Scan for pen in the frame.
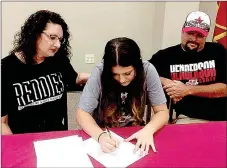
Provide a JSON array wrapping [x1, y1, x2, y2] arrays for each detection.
[[105, 126, 112, 138], [105, 126, 117, 147]]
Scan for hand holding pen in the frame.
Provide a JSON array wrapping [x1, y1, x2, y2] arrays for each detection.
[[97, 126, 119, 153], [105, 126, 112, 138], [105, 126, 118, 148]]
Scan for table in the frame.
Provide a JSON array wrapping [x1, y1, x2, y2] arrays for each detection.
[[2, 122, 226, 167]]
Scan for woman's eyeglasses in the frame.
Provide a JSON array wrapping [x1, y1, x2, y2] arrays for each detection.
[[42, 32, 66, 44]]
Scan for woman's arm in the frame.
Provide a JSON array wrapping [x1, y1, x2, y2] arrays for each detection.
[[76, 108, 118, 153], [125, 63, 169, 155], [125, 104, 168, 155], [145, 104, 169, 133], [1, 115, 13, 135], [75, 65, 117, 153], [76, 72, 90, 84], [76, 108, 103, 141]]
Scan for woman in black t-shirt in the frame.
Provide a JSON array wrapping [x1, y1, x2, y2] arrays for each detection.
[[1, 10, 90, 135]]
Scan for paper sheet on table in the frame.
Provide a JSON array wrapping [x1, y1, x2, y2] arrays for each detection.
[[34, 135, 93, 168], [82, 131, 146, 167]]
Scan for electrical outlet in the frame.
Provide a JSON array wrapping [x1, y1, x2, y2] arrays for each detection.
[[85, 54, 95, 64]]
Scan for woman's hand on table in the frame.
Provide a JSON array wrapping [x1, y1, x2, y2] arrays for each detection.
[[124, 127, 156, 156]]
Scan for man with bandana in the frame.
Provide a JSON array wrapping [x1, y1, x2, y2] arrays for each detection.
[[149, 11, 227, 124]]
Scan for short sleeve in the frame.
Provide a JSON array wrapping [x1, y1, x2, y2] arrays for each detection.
[[78, 65, 102, 113], [61, 57, 78, 88], [215, 44, 227, 84], [149, 50, 171, 79], [145, 62, 167, 106]]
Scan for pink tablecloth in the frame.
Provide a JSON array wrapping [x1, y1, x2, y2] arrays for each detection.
[[2, 121, 226, 168]]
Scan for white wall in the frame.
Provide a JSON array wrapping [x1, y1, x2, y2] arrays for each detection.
[[199, 2, 217, 42], [161, 2, 200, 49], [2, 2, 217, 73], [2, 2, 156, 72], [151, 2, 166, 53]]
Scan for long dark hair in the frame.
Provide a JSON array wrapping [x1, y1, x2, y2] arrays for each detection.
[[9, 10, 71, 65], [97, 37, 147, 127]]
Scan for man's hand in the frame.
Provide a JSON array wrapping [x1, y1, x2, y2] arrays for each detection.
[[172, 97, 183, 104], [160, 77, 175, 86], [163, 80, 191, 102]]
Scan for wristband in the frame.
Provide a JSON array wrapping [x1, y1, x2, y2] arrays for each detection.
[[97, 132, 107, 143]]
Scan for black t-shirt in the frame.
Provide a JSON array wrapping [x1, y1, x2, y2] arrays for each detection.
[[149, 42, 227, 121], [1, 54, 78, 134]]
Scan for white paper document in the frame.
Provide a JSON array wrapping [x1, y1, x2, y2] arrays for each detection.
[[82, 131, 146, 167], [34, 135, 93, 168]]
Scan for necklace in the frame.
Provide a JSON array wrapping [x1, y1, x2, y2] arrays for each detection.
[[121, 92, 128, 104]]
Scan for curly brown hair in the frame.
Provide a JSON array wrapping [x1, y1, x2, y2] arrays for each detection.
[[9, 10, 71, 65]]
